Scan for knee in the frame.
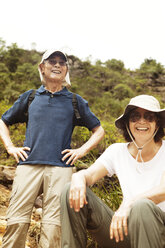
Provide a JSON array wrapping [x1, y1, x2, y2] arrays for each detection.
[[129, 198, 154, 223], [132, 198, 154, 212]]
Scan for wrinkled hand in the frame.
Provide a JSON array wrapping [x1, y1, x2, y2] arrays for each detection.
[[61, 148, 87, 165], [7, 146, 30, 163], [69, 172, 88, 212], [110, 203, 131, 243]]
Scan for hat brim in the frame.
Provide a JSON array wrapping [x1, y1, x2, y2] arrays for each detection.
[[115, 104, 165, 129]]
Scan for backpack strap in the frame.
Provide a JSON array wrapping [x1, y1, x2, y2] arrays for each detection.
[[24, 90, 36, 118], [72, 93, 81, 120], [25, 90, 81, 121], [27, 89, 36, 109]]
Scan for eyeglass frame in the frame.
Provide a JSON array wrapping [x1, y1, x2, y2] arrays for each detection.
[[128, 110, 158, 123], [44, 59, 68, 67]]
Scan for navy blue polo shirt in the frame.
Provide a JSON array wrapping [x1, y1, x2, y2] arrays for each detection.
[[2, 86, 100, 167]]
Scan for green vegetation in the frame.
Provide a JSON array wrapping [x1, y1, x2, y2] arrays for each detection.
[[1, 36, 165, 196], [0, 38, 165, 246]]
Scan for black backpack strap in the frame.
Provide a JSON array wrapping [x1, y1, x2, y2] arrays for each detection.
[[72, 93, 81, 120], [26, 90, 80, 121], [27, 89, 36, 109], [24, 90, 36, 118]]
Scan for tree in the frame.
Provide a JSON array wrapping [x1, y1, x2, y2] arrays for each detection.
[[4, 43, 24, 72], [139, 58, 164, 79], [104, 59, 125, 71], [113, 83, 134, 100]]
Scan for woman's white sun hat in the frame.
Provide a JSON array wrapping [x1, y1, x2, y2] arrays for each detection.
[[115, 95, 165, 129], [38, 48, 71, 86], [115, 94, 165, 172]]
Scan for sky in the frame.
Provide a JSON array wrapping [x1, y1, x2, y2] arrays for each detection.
[[0, 0, 165, 69]]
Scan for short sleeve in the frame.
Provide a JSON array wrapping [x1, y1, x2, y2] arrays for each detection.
[[74, 94, 100, 130], [96, 144, 117, 177], [1, 90, 33, 125]]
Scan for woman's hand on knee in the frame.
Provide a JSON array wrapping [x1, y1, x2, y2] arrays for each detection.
[[110, 203, 131, 242], [69, 172, 88, 212]]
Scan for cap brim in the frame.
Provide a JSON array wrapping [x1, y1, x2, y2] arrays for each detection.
[[40, 49, 67, 64]]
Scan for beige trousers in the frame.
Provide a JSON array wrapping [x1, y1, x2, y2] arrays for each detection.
[[2, 164, 73, 248]]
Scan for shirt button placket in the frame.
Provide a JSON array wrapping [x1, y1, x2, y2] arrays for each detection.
[[48, 93, 54, 104]]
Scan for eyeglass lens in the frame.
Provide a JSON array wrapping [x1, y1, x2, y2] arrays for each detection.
[[129, 111, 156, 122], [48, 59, 67, 66]]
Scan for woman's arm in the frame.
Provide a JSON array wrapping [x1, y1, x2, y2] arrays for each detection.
[[69, 161, 108, 212], [110, 171, 165, 243]]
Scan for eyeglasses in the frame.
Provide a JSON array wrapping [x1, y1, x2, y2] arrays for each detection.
[[47, 59, 67, 67], [129, 111, 157, 122]]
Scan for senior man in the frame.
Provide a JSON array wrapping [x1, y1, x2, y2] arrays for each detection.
[[0, 49, 104, 248]]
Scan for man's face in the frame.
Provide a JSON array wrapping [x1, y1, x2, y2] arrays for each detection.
[[40, 55, 68, 83]]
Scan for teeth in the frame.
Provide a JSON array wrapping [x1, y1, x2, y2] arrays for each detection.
[[136, 127, 148, 131], [52, 70, 61, 74]]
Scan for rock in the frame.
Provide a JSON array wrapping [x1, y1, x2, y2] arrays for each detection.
[[34, 194, 43, 208], [2, 167, 15, 181], [35, 208, 42, 216], [32, 208, 42, 221], [0, 166, 16, 188], [0, 184, 10, 209], [0, 218, 6, 234]]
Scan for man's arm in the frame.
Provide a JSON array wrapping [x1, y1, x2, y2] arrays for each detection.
[[0, 119, 30, 163], [61, 125, 105, 165]]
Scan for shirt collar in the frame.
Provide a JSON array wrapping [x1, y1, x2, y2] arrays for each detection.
[[37, 85, 70, 96]]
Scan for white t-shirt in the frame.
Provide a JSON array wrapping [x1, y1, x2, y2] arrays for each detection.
[[97, 140, 165, 212]]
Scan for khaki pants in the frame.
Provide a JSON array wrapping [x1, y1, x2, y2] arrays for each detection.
[[2, 165, 73, 248], [61, 183, 165, 248]]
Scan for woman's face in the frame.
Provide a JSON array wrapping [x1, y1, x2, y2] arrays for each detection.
[[40, 55, 68, 83], [128, 108, 158, 144]]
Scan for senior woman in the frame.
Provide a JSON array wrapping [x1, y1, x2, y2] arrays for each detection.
[[61, 94, 165, 248]]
